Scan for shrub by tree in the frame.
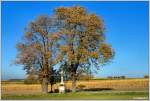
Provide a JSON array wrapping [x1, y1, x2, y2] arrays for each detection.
[[144, 75, 149, 78]]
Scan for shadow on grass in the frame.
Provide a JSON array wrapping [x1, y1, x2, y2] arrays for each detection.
[[79, 88, 114, 91], [49, 88, 113, 93]]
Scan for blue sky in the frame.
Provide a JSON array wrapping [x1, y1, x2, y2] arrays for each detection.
[[2, 1, 149, 80]]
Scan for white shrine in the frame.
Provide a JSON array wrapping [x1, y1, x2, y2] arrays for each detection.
[[59, 70, 65, 93]]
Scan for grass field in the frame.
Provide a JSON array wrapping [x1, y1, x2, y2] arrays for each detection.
[[1, 78, 149, 100], [2, 91, 149, 100]]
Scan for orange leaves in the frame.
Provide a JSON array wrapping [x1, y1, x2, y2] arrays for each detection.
[[16, 6, 115, 85], [67, 51, 75, 61], [55, 7, 68, 20], [45, 51, 51, 59], [56, 7, 67, 13], [99, 43, 113, 60], [60, 45, 69, 53], [90, 51, 99, 59], [34, 43, 41, 50], [78, 48, 89, 63], [85, 14, 103, 29], [56, 6, 86, 25], [56, 6, 113, 65], [78, 48, 88, 56], [79, 56, 88, 63], [66, 14, 84, 25]]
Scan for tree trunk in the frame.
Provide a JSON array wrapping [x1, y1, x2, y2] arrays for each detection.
[[72, 73, 76, 92], [41, 77, 48, 93]]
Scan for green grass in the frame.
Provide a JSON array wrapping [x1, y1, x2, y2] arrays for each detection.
[[2, 91, 149, 100]]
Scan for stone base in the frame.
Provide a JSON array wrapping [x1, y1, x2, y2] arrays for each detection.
[[59, 85, 65, 93]]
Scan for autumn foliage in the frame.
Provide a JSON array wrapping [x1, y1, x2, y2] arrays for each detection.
[[15, 6, 114, 93], [55, 6, 114, 92]]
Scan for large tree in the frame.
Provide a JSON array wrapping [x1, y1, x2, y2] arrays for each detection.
[[15, 15, 61, 93], [55, 6, 114, 92]]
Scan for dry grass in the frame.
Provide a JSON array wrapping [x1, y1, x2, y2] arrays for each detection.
[[1, 78, 148, 94]]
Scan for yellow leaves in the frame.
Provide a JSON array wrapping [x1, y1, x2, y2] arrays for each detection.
[[34, 43, 41, 50], [55, 7, 68, 19], [45, 51, 51, 59], [60, 45, 69, 52], [54, 6, 113, 65], [78, 48, 89, 63], [86, 14, 103, 29], [56, 7, 67, 13], [99, 43, 113, 60], [66, 14, 84, 25], [79, 57, 88, 63], [56, 6, 86, 25], [70, 6, 86, 15], [78, 48, 88, 56], [67, 51, 75, 61], [90, 51, 99, 59]]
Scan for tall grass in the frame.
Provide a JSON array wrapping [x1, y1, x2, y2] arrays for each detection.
[[1, 78, 149, 94]]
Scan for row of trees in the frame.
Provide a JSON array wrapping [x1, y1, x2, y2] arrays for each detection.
[[107, 76, 126, 79], [15, 6, 114, 93]]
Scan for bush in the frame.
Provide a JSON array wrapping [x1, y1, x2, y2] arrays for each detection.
[[54, 89, 59, 93], [121, 76, 126, 79], [144, 75, 149, 78]]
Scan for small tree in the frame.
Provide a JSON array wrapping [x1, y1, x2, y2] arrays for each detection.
[[55, 6, 114, 92]]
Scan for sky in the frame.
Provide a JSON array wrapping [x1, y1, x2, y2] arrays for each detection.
[[1, 1, 149, 80]]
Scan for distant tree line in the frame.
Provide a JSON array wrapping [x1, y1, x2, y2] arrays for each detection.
[[107, 76, 126, 79]]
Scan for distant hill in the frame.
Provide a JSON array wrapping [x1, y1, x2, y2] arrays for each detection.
[[8, 79, 25, 81]]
